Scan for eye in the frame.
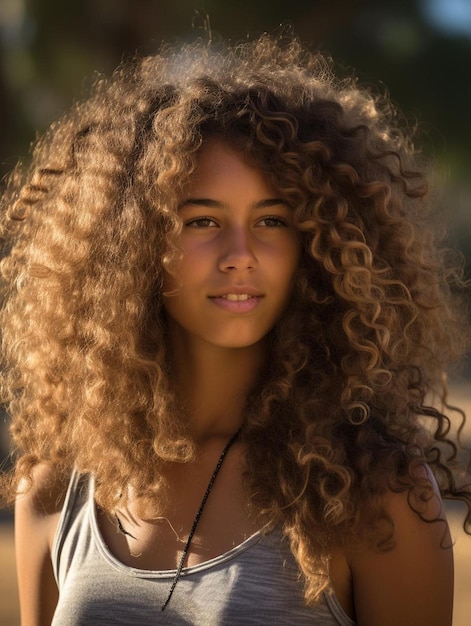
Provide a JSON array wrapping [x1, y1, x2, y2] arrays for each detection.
[[257, 215, 288, 228], [185, 217, 218, 228]]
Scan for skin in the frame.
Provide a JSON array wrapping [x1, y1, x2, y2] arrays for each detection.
[[163, 139, 301, 435], [15, 140, 454, 625]]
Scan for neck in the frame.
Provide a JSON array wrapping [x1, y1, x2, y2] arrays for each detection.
[[168, 326, 267, 440]]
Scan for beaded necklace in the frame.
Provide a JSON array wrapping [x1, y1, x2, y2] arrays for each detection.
[[116, 428, 242, 611]]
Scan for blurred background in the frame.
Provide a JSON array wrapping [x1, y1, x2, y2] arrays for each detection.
[[0, 0, 470, 624]]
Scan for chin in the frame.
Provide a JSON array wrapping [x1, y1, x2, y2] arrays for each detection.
[[210, 333, 269, 350]]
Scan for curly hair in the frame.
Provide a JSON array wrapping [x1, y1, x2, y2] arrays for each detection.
[[1, 35, 470, 604]]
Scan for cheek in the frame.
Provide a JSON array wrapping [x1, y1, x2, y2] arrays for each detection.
[[264, 244, 301, 311], [162, 270, 179, 297], [169, 241, 210, 280], [276, 239, 302, 279], [161, 247, 198, 295]]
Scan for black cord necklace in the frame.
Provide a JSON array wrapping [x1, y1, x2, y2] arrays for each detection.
[[116, 427, 242, 612]]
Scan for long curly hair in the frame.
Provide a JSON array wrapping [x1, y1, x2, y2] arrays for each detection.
[[1, 35, 470, 604]]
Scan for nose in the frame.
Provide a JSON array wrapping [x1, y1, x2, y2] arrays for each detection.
[[218, 226, 257, 272]]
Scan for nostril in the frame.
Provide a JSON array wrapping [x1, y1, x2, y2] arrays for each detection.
[[218, 237, 257, 272]]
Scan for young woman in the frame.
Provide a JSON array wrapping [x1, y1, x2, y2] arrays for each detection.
[[1, 35, 470, 625]]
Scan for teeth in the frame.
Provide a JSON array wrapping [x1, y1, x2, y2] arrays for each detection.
[[223, 294, 252, 301]]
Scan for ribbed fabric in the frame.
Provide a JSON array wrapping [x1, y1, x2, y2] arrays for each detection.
[[51, 472, 355, 625]]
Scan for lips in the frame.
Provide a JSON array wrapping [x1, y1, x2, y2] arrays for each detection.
[[209, 287, 263, 299], [209, 292, 262, 313], [219, 294, 253, 301]]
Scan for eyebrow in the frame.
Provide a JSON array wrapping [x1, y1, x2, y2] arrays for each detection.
[[179, 198, 290, 210]]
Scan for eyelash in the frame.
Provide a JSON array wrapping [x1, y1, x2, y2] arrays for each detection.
[[185, 217, 217, 228], [184, 215, 288, 228], [258, 216, 287, 228]]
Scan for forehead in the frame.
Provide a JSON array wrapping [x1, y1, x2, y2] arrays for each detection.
[[188, 139, 272, 191], [186, 138, 276, 196]]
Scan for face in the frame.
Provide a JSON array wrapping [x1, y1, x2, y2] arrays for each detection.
[[163, 139, 301, 351]]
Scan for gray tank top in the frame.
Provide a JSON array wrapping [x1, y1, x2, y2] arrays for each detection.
[[51, 471, 355, 625]]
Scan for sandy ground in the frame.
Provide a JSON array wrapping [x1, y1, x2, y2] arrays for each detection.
[[1, 384, 470, 625]]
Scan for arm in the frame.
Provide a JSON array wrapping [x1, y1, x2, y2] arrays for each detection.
[[15, 464, 66, 626], [348, 479, 453, 626]]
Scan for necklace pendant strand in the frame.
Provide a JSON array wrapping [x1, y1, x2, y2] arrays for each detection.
[[115, 513, 137, 540], [161, 427, 242, 611]]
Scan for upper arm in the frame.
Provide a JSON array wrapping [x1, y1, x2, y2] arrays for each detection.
[[348, 480, 453, 626], [15, 464, 66, 626]]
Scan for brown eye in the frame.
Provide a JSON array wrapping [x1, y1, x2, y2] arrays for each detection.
[[257, 216, 287, 227], [185, 217, 218, 228]]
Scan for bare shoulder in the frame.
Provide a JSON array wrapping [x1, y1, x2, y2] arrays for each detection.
[[346, 473, 453, 626], [15, 462, 70, 626], [16, 462, 69, 517]]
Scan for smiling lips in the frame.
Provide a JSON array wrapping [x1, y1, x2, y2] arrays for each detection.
[[220, 294, 254, 301], [209, 292, 263, 312]]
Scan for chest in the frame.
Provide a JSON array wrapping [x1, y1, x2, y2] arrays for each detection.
[[97, 451, 262, 571], [53, 472, 356, 625], [54, 524, 346, 626]]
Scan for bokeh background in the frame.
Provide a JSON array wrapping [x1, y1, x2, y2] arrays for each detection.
[[0, 1, 470, 624]]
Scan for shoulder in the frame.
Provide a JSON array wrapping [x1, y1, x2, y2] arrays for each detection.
[[16, 462, 70, 530], [15, 462, 71, 626], [15, 461, 71, 565], [345, 472, 453, 626]]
